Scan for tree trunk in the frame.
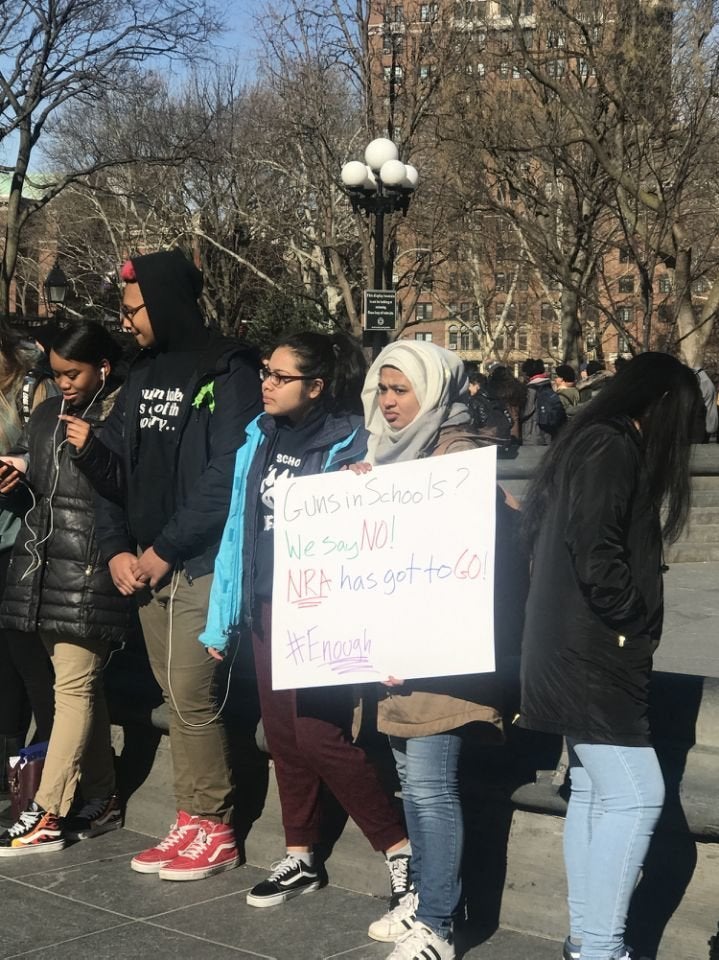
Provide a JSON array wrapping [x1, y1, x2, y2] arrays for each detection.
[[561, 286, 581, 368]]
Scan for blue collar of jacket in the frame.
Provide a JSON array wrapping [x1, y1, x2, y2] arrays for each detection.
[[198, 410, 367, 652]]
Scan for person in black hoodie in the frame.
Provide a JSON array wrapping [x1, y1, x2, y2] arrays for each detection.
[[69, 250, 261, 881]]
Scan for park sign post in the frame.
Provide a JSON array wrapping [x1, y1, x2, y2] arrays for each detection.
[[364, 289, 397, 332]]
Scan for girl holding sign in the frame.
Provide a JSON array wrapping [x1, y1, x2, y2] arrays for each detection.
[[357, 340, 506, 960], [200, 331, 411, 910], [519, 353, 701, 960]]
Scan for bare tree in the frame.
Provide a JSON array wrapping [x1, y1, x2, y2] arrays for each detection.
[[0, 0, 220, 321]]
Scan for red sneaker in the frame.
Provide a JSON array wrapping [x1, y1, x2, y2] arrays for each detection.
[[130, 811, 201, 874], [158, 820, 239, 881]]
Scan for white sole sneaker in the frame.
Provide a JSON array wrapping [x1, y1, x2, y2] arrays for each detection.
[[0, 838, 66, 857], [158, 855, 240, 882]]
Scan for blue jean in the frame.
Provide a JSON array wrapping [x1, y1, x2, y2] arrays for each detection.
[[390, 732, 463, 940], [564, 740, 665, 960]]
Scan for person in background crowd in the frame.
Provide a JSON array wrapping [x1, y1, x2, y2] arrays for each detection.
[[0, 322, 134, 856], [200, 331, 411, 910], [73, 249, 262, 881], [520, 358, 566, 444], [554, 364, 581, 414], [487, 364, 526, 448], [354, 340, 507, 960], [613, 356, 629, 373], [693, 367, 718, 442], [519, 352, 702, 960], [576, 359, 613, 406], [0, 336, 58, 792], [465, 369, 515, 455]]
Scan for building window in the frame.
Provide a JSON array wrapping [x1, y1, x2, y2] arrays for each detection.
[[420, 3, 438, 21], [460, 329, 472, 350], [495, 272, 507, 291], [547, 59, 566, 78], [418, 64, 431, 79], [475, 0, 487, 19], [619, 246, 631, 263], [617, 306, 633, 325], [618, 276, 635, 294], [551, 330, 560, 350], [415, 332, 433, 342], [524, 0, 534, 14], [658, 275, 672, 294], [617, 334, 630, 353], [385, 4, 403, 22], [541, 301, 554, 324], [657, 303, 673, 323], [476, 61, 486, 77], [499, 60, 511, 79], [415, 302, 433, 322], [512, 64, 521, 79], [547, 29, 566, 47], [448, 324, 459, 350], [383, 65, 403, 81], [518, 326, 528, 352]]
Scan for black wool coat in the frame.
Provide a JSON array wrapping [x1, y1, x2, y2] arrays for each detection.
[[0, 390, 135, 645], [518, 417, 664, 746]]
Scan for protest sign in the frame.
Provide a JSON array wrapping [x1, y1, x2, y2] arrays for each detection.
[[271, 445, 497, 690]]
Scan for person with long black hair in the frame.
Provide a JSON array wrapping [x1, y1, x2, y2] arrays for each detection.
[[517, 352, 702, 960], [200, 331, 411, 910], [0, 322, 135, 856]]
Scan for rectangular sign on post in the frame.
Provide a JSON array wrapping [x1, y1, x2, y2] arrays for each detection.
[[364, 289, 397, 332], [271, 446, 497, 690]]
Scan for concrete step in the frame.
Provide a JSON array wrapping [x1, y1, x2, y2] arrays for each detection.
[[685, 506, 719, 523], [674, 523, 719, 544], [691, 475, 719, 489], [692, 491, 719, 506], [665, 542, 719, 562]]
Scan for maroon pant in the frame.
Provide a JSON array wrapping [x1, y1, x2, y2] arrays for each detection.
[[252, 602, 405, 850]]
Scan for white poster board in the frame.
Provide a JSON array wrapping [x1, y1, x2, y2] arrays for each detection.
[[271, 446, 497, 690]]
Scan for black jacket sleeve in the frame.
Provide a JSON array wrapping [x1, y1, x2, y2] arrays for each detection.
[[89, 384, 136, 561], [152, 355, 261, 564], [564, 428, 649, 637], [71, 431, 125, 505]]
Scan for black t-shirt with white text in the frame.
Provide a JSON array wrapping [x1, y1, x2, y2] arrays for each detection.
[[128, 351, 198, 549]]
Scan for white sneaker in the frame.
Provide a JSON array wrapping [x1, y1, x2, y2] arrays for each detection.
[[368, 890, 418, 942], [387, 923, 454, 960]]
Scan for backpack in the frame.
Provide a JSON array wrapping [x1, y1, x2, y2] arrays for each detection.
[[534, 383, 566, 435], [467, 388, 517, 458]]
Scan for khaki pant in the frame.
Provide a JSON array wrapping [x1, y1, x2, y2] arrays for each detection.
[[35, 636, 114, 817], [139, 572, 233, 823]]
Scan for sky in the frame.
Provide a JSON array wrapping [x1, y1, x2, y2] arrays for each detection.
[[1, 1, 269, 172]]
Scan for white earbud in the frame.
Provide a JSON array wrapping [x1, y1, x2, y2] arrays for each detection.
[[101, 368, 107, 382]]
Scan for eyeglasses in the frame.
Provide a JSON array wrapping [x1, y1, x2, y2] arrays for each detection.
[[120, 302, 146, 321], [260, 368, 318, 388]]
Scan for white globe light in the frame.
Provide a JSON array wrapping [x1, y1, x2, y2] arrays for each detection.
[[403, 164, 419, 190], [380, 159, 407, 186], [341, 160, 369, 188], [365, 137, 399, 172]]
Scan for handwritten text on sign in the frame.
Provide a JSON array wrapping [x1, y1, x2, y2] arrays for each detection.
[[271, 446, 497, 690]]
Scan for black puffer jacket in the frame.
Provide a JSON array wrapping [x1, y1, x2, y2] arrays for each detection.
[[518, 417, 663, 746], [0, 389, 135, 644]]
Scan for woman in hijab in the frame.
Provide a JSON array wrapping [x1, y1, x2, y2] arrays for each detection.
[[357, 340, 506, 960]]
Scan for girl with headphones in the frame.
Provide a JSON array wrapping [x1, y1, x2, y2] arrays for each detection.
[[0, 321, 136, 857]]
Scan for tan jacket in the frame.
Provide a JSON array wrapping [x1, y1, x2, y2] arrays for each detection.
[[376, 424, 505, 740]]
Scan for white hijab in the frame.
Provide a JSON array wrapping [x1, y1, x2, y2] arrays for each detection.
[[362, 340, 471, 465]]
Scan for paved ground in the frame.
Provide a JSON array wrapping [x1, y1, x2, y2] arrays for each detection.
[[657, 562, 719, 678], [0, 828, 562, 960]]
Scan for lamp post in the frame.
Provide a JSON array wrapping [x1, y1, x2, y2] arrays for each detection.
[[341, 138, 418, 357], [43, 259, 68, 322]]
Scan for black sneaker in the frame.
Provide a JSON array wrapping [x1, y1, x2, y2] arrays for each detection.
[[64, 795, 122, 840], [386, 851, 413, 909], [562, 937, 580, 960], [246, 854, 321, 908], [0, 801, 65, 856]]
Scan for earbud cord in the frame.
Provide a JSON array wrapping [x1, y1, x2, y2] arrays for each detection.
[[166, 569, 238, 727], [22, 378, 109, 579]]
